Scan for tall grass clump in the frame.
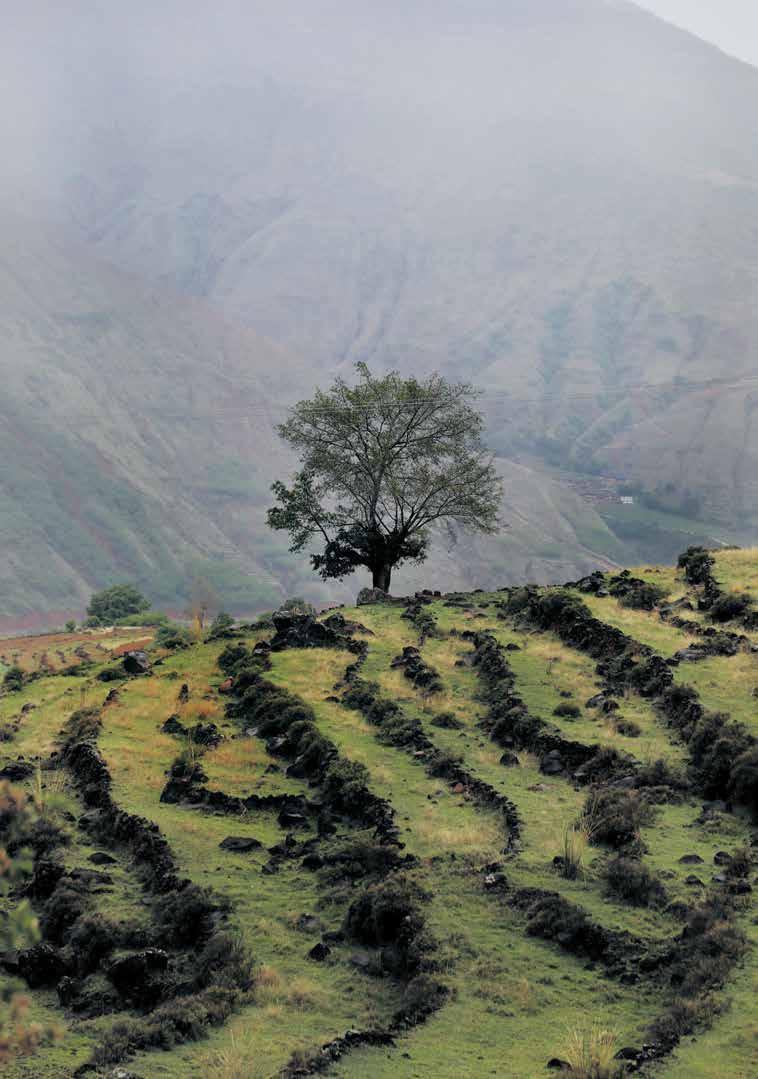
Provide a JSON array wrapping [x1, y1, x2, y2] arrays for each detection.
[[564, 1024, 624, 1078]]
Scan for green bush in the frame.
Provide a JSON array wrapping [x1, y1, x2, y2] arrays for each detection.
[[115, 610, 169, 627], [677, 546, 715, 585], [553, 703, 581, 719], [193, 930, 255, 991], [153, 884, 227, 947], [153, 623, 192, 650], [87, 584, 150, 625], [618, 582, 667, 610], [583, 789, 654, 849], [2, 666, 24, 692], [603, 857, 667, 908], [67, 913, 120, 975], [708, 593, 751, 623], [207, 612, 237, 640], [87, 987, 239, 1068]]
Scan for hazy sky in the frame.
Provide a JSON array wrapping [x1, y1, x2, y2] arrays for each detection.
[[639, 1, 758, 67]]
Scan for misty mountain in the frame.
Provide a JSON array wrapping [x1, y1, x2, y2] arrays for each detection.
[[0, 210, 634, 620], [1, 1, 757, 617]]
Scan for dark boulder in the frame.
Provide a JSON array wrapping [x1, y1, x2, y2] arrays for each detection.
[[713, 851, 732, 866], [162, 714, 185, 735], [678, 854, 704, 865], [540, 750, 565, 776], [0, 760, 34, 781], [499, 751, 520, 767], [18, 943, 68, 987], [278, 808, 309, 829], [26, 859, 66, 899], [308, 942, 331, 961], [219, 836, 263, 853], [122, 651, 150, 676], [89, 851, 117, 866], [107, 949, 168, 998], [302, 852, 325, 870]]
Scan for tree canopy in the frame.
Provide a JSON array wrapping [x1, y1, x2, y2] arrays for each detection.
[[86, 583, 149, 625], [267, 365, 502, 591]]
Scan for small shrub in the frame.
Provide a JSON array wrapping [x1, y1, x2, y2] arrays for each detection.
[[194, 930, 255, 991], [729, 746, 758, 816], [708, 593, 751, 623], [67, 913, 120, 975], [320, 838, 407, 884], [603, 857, 667, 908], [431, 712, 463, 730], [395, 974, 448, 1022], [87, 987, 238, 1068], [725, 846, 752, 880], [343, 876, 431, 976], [217, 643, 251, 675], [207, 612, 237, 640], [554, 703, 581, 719], [617, 582, 667, 610], [582, 789, 653, 849], [279, 597, 316, 617], [612, 717, 641, 737], [2, 666, 24, 693], [154, 624, 191, 650], [40, 880, 89, 944], [677, 546, 715, 586], [153, 884, 226, 947], [648, 995, 723, 1044]]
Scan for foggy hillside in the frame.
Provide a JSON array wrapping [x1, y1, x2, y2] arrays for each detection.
[[1, 1, 757, 617]]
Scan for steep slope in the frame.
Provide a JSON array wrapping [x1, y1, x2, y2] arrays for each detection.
[[0, 211, 303, 618], [9, 0, 756, 528], [0, 211, 634, 621]]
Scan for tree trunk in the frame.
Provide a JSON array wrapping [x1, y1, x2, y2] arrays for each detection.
[[372, 563, 392, 592]]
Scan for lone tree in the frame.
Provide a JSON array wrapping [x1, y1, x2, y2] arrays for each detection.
[[267, 365, 502, 592], [86, 583, 149, 626]]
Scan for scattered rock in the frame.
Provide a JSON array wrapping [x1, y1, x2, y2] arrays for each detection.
[[17, 943, 68, 987], [302, 852, 324, 870], [308, 942, 331, 961], [89, 852, 117, 866], [219, 836, 263, 853], [278, 808, 309, 829], [540, 750, 565, 776], [122, 651, 150, 676], [713, 851, 732, 866], [499, 751, 520, 767], [0, 761, 34, 781], [678, 854, 704, 865]]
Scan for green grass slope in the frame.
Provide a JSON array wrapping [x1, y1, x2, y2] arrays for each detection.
[[1, 546, 756, 1077]]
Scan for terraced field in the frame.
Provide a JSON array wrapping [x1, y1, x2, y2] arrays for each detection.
[[1, 548, 756, 1077]]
